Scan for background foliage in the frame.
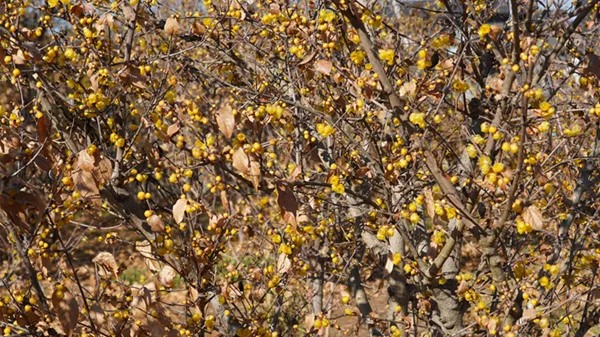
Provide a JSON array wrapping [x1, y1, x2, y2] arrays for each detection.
[[2, 0, 600, 336]]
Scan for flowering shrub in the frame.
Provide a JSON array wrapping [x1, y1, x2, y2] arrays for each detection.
[[1, 0, 600, 336]]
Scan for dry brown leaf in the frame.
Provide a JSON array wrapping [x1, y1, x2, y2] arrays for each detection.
[[523, 205, 544, 230], [95, 13, 115, 31], [93, 153, 112, 185], [216, 105, 235, 139], [399, 81, 416, 97], [423, 188, 435, 220], [158, 265, 177, 288], [136, 240, 161, 272], [37, 114, 51, 144], [315, 59, 332, 75], [173, 198, 188, 224], [12, 49, 26, 65], [52, 288, 78, 337], [304, 314, 315, 332], [72, 170, 101, 207], [121, 3, 136, 22], [167, 123, 180, 138], [249, 160, 261, 190], [232, 147, 249, 174], [77, 150, 95, 172], [457, 280, 469, 295], [92, 252, 119, 279], [277, 183, 297, 230], [277, 253, 292, 274], [583, 53, 600, 78], [489, 25, 502, 41], [147, 215, 165, 232], [220, 190, 229, 213], [298, 50, 316, 66], [164, 18, 180, 35], [89, 303, 105, 327]]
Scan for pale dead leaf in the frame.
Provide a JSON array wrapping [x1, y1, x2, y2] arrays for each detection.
[[136, 240, 160, 272], [298, 50, 316, 66], [92, 252, 119, 279], [384, 255, 394, 277], [92, 153, 112, 185], [120, 3, 136, 22], [172, 198, 188, 224], [167, 123, 180, 138], [277, 253, 292, 274], [489, 25, 502, 41], [95, 13, 115, 31], [277, 183, 297, 230], [77, 150, 95, 172], [89, 303, 105, 327], [216, 105, 235, 139], [423, 188, 435, 220], [164, 17, 180, 35], [399, 81, 416, 97], [72, 170, 101, 207], [147, 215, 165, 232], [220, 190, 229, 213], [232, 147, 249, 174], [583, 53, 600, 78], [52, 289, 78, 337], [523, 205, 543, 230], [158, 265, 177, 288], [249, 160, 261, 190], [315, 59, 332, 75], [457, 280, 469, 295]]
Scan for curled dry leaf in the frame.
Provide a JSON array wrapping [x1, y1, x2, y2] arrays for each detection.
[[95, 13, 115, 31], [523, 205, 544, 230], [423, 188, 435, 220], [77, 150, 95, 172], [51, 288, 79, 337], [89, 303, 105, 327], [232, 147, 249, 174], [173, 198, 188, 224], [72, 169, 101, 207], [315, 59, 332, 75], [136, 240, 160, 272], [37, 114, 51, 144], [158, 265, 177, 288], [277, 253, 292, 274], [277, 183, 298, 230], [92, 251, 119, 279], [249, 160, 261, 190], [147, 215, 165, 232], [167, 123, 180, 138], [93, 153, 113, 185], [164, 17, 180, 35], [216, 105, 235, 139], [399, 81, 416, 97], [489, 25, 502, 41]]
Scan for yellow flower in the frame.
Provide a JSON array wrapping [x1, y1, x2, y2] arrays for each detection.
[[478, 24, 491, 38], [378, 49, 395, 66], [350, 50, 366, 65], [48, 0, 59, 7], [320, 9, 335, 22]]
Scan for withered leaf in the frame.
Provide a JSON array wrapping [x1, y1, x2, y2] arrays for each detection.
[[51, 288, 78, 337], [92, 252, 119, 279], [523, 205, 544, 230], [164, 17, 180, 35], [232, 147, 249, 174], [172, 198, 188, 224], [277, 183, 297, 229], [216, 105, 235, 139], [315, 59, 332, 75]]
